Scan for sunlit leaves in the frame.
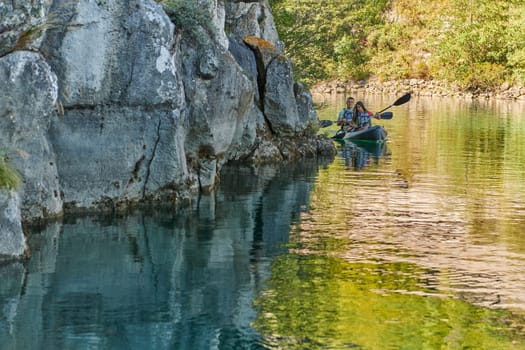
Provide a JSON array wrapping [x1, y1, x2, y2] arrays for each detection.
[[270, 0, 390, 85], [271, 0, 525, 90]]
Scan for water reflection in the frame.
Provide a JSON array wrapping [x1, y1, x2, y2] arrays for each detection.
[[251, 94, 525, 349], [2, 93, 525, 349], [0, 161, 328, 350], [254, 253, 525, 349], [339, 140, 388, 170], [313, 95, 525, 314]]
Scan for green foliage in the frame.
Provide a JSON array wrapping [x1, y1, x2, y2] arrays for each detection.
[[507, 49, 525, 83], [427, 0, 509, 90], [505, 4, 525, 83], [333, 35, 369, 79], [270, 0, 390, 86], [0, 152, 20, 190], [271, 0, 525, 90], [156, 0, 214, 45]]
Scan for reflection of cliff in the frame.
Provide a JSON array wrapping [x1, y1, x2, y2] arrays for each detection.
[[0, 161, 324, 349]]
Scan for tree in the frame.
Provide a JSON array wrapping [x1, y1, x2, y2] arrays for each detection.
[[270, 0, 389, 85]]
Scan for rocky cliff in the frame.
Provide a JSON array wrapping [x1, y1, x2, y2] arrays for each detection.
[[0, 0, 334, 258]]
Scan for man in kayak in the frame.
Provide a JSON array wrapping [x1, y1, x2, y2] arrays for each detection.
[[350, 101, 381, 131], [337, 96, 355, 131]]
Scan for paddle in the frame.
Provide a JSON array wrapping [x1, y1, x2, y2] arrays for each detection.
[[319, 119, 334, 128], [377, 92, 411, 114], [378, 111, 393, 119], [319, 111, 393, 128]]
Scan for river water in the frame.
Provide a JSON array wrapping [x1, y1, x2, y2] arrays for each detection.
[[1, 94, 525, 349]]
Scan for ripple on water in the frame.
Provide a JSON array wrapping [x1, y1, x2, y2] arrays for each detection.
[[304, 141, 525, 315]]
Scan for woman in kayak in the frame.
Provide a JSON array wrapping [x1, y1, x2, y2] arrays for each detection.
[[350, 101, 381, 131]]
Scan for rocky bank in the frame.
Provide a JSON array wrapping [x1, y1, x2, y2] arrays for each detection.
[[0, 0, 335, 259], [313, 79, 525, 101]]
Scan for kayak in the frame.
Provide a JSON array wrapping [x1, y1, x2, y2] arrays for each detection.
[[345, 125, 387, 141], [333, 125, 387, 142]]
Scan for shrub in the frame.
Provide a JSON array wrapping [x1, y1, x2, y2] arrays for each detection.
[[462, 63, 506, 91], [0, 154, 20, 190], [156, 0, 214, 45], [507, 48, 525, 84]]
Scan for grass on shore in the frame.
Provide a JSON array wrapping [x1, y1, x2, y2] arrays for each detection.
[[0, 154, 20, 190]]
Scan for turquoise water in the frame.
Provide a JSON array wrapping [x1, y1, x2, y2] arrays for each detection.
[[2, 95, 525, 349], [0, 163, 324, 350]]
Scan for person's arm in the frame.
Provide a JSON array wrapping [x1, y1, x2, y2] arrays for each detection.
[[337, 110, 349, 125]]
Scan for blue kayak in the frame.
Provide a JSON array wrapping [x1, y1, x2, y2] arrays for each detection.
[[333, 125, 388, 142]]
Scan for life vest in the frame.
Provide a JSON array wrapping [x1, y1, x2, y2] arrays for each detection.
[[355, 111, 373, 128]]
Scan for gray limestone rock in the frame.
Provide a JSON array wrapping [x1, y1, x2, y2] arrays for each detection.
[[0, 51, 62, 219], [0, 190, 25, 258], [48, 106, 191, 209], [225, 0, 279, 44], [294, 82, 318, 128], [264, 56, 303, 135], [0, 0, 52, 56], [0, 0, 331, 258], [180, 40, 258, 170], [43, 0, 183, 108]]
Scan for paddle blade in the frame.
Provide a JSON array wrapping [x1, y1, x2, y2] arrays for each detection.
[[393, 92, 411, 106], [319, 120, 333, 128], [332, 130, 346, 139], [380, 111, 393, 119]]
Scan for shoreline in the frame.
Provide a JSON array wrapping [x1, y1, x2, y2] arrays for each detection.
[[311, 79, 525, 101]]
